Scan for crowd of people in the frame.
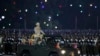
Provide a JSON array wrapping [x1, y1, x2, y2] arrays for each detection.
[[0, 30, 100, 55], [0, 22, 100, 56], [62, 32, 100, 56]]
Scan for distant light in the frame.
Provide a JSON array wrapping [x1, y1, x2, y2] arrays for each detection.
[[79, 4, 82, 7], [20, 17, 23, 20], [88, 13, 91, 16], [13, 1, 16, 5], [59, 5, 62, 8], [9, 23, 11, 26], [36, 5, 38, 7], [4, 9, 7, 11], [80, 10, 83, 13], [45, 0, 47, 2], [41, 5, 45, 9], [55, 26, 58, 29], [94, 6, 97, 8], [46, 24, 49, 26], [35, 11, 38, 14], [0, 18, 2, 21], [78, 50, 81, 54], [1, 16, 5, 19], [2, 26, 5, 29], [61, 50, 66, 54], [25, 9, 28, 12], [18, 10, 21, 13], [40, 1, 43, 4], [48, 18, 51, 21], [48, 16, 51, 21], [56, 14, 59, 16], [48, 16, 51, 19], [70, 4, 73, 7], [90, 4, 93, 7], [43, 22, 46, 24]]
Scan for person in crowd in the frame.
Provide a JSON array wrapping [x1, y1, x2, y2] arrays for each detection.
[[0, 35, 3, 54], [0, 35, 3, 44], [70, 51, 74, 56]]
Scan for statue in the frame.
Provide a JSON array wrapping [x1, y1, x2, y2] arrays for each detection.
[[31, 22, 45, 45]]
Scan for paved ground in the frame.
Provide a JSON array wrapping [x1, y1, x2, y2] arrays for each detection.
[[0, 53, 16, 56], [0, 55, 16, 56]]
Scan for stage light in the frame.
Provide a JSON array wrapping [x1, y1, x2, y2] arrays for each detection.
[[48, 16, 51, 21], [43, 22, 46, 24], [56, 14, 59, 16], [48, 16, 51, 19], [20, 17, 23, 20], [55, 26, 58, 29], [25, 9, 28, 12], [1, 16, 5, 19], [46, 24, 49, 26], [70, 4, 73, 7], [80, 10, 83, 13], [95, 6, 97, 8], [18, 10, 21, 13], [90, 4, 93, 7], [4, 9, 7, 11], [40, 1, 43, 4], [88, 13, 91, 16], [36, 5, 38, 8], [48, 18, 51, 21], [41, 5, 45, 9], [45, 0, 47, 2], [9, 23, 11, 26], [35, 11, 38, 14], [61, 50, 66, 54], [2, 26, 5, 29], [79, 4, 82, 7]]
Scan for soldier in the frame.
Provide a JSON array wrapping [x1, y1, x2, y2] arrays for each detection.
[[0, 35, 3, 44], [0, 35, 3, 54]]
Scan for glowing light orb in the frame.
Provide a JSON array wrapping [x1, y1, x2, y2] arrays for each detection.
[[1, 16, 5, 19]]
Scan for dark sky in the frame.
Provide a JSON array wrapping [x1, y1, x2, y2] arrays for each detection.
[[0, 0, 100, 29]]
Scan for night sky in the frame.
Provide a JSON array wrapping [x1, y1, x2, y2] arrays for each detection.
[[0, 0, 100, 29]]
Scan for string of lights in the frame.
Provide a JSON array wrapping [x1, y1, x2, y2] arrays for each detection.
[[0, 0, 99, 29]]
